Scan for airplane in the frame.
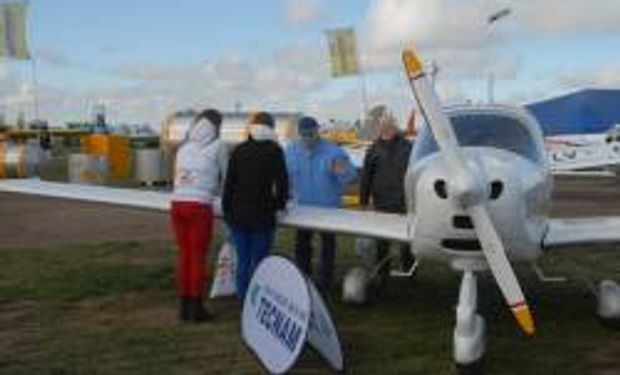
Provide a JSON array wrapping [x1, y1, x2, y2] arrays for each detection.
[[1, 48, 620, 373]]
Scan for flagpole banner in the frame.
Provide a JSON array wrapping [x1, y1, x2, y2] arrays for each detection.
[[0, 2, 30, 59], [242, 256, 311, 374], [325, 27, 359, 77]]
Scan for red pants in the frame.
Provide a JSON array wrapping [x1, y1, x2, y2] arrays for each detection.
[[170, 201, 214, 298]]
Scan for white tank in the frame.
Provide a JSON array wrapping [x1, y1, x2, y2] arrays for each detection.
[[134, 148, 165, 185]]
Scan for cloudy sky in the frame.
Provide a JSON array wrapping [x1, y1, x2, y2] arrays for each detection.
[[2, 0, 620, 128]]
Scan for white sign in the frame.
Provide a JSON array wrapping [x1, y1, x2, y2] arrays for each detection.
[[242, 256, 311, 374], [307, 281, 345, 372]]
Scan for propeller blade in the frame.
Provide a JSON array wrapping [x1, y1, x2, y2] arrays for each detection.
[[468, 205, 535, 335], [402, 48, 535, 336]]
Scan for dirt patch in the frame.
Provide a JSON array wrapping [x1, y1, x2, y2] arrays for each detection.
[[0, 192, 172, 248]]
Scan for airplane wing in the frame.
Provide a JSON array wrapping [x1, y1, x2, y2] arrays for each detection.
[[0, 178, 411, 243], [543, 217, 620, 248]]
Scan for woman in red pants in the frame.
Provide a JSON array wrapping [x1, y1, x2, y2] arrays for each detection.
[[170, 109, 227, 323]]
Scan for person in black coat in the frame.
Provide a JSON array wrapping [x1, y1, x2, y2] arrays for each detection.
[[359, 112, 414, 282], [222, 112, 289, 300]]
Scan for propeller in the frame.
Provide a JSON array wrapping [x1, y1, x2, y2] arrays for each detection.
[[402, 49, 535, 336]]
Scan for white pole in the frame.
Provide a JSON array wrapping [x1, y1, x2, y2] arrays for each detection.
[[30, 57, 40, 120]]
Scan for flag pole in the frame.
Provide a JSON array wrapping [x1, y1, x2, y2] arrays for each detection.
[[29, 56, 39, 120], [357, 44, 369, 122]]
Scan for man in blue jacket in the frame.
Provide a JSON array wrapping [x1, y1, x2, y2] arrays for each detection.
[[285, 116, 357, 290]]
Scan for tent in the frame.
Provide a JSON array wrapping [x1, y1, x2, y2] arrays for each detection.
[[526, 89, 620, 135]]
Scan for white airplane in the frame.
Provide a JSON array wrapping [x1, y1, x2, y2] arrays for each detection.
[[547, 132, 620, 175], [1, 48, 620, 372]]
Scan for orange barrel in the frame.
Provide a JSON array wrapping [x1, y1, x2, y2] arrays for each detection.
[[81, 134, 130, 180]]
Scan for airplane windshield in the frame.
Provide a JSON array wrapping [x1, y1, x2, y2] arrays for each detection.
[[412, 113, 542, 163]]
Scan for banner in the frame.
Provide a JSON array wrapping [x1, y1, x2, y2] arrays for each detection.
[[325, 27, 359, 77], [0, 2, 30, 60]]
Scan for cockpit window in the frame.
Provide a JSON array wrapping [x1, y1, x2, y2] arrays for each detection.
[[412, 113, 542, 163]]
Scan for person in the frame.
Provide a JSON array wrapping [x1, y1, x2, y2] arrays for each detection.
[[359, 110, 414, 284], [285, 116, 357, 290], [222, 111, 289, 300], [170, 108, 227, 323]]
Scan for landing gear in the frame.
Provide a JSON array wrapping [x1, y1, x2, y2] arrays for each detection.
[[454, 271, 486, 375], [341, 248, 419, 304], [342, 267, 371, 304], [597, 279, 620, 329]]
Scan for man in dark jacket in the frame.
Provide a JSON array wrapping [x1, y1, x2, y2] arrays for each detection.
[[222, 112, 289, 300], [360, 111, 414, 282]]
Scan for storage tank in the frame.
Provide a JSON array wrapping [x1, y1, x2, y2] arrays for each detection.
[[0, 139, 39, 179], [160, 110, 301, 180]]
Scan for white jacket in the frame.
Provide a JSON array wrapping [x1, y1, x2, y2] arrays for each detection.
[[172, 120, 228, 204]]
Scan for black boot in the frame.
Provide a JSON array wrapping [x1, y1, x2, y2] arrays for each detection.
[[187, 298, 214, 323], [179, 297, 190, 322]]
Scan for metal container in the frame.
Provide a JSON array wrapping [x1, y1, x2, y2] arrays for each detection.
[[0, 139, 39, 179], [134, 148, 165, 185], [68, 153, 108, 185], [160, 110, 301, 180]]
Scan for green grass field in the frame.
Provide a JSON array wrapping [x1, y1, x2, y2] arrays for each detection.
[[1, 231, 619, 374]]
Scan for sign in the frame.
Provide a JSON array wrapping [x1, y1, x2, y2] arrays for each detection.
[[242, 256, 346, 373], [325, 27, 359, 77], [242, 256, 311, 374], [307, 281, 344, 372], [0, 2, 30, 60]]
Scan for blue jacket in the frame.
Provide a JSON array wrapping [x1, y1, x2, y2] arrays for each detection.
[[285, 139, 357, 207]]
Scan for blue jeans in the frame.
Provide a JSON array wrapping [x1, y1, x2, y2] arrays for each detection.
[[294, 230, 335, 289], [230, 225, 275, 300]]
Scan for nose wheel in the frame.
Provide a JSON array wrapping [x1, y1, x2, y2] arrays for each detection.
[[454, 271, 486, 374]]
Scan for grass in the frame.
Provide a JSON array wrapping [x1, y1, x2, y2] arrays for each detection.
[[1, 233, 619, 374]]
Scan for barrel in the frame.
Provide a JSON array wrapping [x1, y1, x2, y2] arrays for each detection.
[[67, 153, 108, 185], [0, 140, 39, 179], [134, 148, 165, 185]]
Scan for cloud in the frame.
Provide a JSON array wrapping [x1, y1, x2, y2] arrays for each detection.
[[33, 45, 332, 126], [362, 0, 620, 78], [35, 48, 75, 67], [517, 0, 620, 35], [555, 64, 620, 89], [283, 0, 323, 24]]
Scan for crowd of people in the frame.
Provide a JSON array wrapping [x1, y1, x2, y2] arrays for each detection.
[[170, 108, 413, 323]]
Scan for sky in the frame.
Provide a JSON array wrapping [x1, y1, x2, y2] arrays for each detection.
[[1, 0, 620, 129]]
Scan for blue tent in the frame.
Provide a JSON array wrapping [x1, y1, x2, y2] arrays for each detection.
[[526, 89, 620, 135]]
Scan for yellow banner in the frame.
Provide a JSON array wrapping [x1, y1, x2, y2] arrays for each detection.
[[0, 2, 30, 60], [325, 27, 359, 77]]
